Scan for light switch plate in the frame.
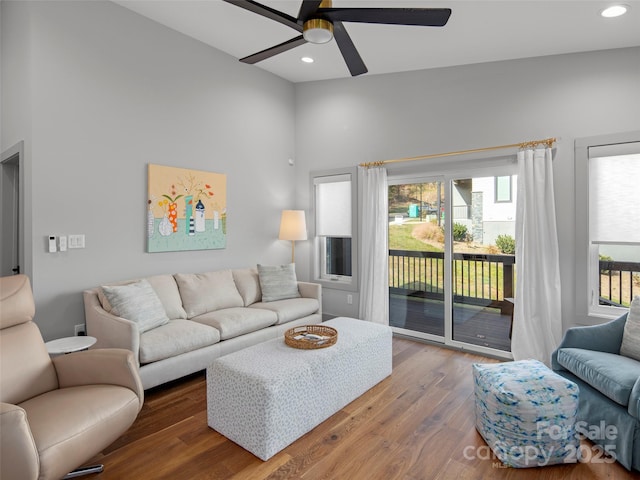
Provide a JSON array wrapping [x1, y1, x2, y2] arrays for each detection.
[[69, 234, 85, 249]]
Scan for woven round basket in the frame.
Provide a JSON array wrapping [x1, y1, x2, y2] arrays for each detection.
[[284, 325, 338, 349]]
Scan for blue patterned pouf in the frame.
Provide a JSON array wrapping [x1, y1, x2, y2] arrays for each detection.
[[472, 359, 579, 468]]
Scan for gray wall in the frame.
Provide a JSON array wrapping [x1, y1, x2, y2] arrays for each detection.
[[1, 1, 297, 340], [3, 0, 639, 337], [295, 47, 640, 326]]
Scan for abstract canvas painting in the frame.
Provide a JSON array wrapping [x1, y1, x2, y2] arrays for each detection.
[[147, 164, 227, 252]]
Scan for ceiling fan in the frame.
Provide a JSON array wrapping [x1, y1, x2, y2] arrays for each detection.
[[223, 0, 452, 76]]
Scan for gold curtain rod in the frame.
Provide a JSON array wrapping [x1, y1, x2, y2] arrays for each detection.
[[359, 137, 557, 168]]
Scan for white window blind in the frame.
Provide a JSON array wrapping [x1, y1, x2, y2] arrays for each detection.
[[589, 142, 640, 244], [315, 174, 352, 237]]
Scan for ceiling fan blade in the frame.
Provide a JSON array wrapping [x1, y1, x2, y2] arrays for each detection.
[[320, 8, 452, 27], [333, 22, 367, 77], [239, 35, 307, 64], [223, 0, 302, 32], [297, 0, 323, 22]]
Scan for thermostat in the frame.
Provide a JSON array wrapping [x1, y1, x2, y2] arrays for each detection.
[[48, 236, 57, 253]]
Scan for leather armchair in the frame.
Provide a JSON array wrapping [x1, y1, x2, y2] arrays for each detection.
[[0, 275, 144, 480]]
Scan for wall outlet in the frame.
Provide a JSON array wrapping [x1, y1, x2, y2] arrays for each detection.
[[347, 294, 353, 305], [74, 323, 86, 336]]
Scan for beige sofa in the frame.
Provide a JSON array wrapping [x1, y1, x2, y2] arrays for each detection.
[[83, 267, 322, 390]]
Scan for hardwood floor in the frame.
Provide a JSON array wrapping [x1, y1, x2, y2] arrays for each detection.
[[87, 338, 635, 479]]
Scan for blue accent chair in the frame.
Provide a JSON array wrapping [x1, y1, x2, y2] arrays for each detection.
[[552, 313, 640, 471]]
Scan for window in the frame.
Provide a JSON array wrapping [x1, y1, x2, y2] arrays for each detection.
[[576, 132, 640, 319], [495, 175, 512, 203], [325, 237, 352, 277], [312, 169, 357, 289]]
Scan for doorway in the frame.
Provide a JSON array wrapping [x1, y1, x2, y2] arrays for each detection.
[[388, 165, 516, 357], [1, 141, 25, 277]]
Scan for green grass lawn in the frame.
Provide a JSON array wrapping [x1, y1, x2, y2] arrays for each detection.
[[388, 224, 441, 252], [388, 223, 512, 299]]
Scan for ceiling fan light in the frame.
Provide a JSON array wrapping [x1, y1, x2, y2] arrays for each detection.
[[303, 19, 334, 44]]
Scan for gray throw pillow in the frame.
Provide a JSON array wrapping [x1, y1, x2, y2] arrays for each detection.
[[257, 263, 300, 302], [621, 296, 640, 361], [101, 279, 170, 333]]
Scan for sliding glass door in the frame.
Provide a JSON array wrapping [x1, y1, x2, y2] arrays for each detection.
[[450, 175, 515, 352], [388, 180, 445, 340], [388, 166, 516, 356]]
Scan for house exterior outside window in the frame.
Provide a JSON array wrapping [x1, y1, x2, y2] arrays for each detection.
[[495, 175, 512, 203]]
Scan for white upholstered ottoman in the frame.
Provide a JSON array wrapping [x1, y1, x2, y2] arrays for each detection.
[[206, 317, 392, 460]]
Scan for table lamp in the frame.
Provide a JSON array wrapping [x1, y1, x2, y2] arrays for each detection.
[[279, 210, 307, 263]]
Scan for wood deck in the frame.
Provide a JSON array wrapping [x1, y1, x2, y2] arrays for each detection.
[[390, 294, 512, 352]]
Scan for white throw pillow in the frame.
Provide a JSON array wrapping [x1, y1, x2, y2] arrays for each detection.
[[257, 263, 300, 302], [621, 295, 640, 361], [98, 275, 186, 319], [174, 270, 244, 318], [100, 279, 170, 333]]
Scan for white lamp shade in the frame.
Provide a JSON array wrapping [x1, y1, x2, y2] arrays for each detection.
[[279, 210, 308, 241]]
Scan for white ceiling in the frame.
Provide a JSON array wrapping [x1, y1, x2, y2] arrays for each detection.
[[114, 0, 640, 83]]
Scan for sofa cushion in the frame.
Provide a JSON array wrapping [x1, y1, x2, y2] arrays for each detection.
[[98, 274, 187, 320], [145, 275, 188, 320], [621, 296, 640, 361], [191, 307, 277, 341], [101, 279, 169, 333], [557, 347, 640, 406], [139, 319, 220, 364], [257, 264, 300, 302], [249, 297, 319, 325], [232, 268, 262, 306], [174, 270, 244, 318]]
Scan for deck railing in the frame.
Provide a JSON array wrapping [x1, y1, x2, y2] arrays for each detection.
[[388, 250, 515, 311], [599, 259, 640, 307], [389, 251, 640, 309]]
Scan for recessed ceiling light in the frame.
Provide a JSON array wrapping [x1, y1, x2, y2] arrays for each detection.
[[301, 57, 314, 64], [601, 4, 629, 17]]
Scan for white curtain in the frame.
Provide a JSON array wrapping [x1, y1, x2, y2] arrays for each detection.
[[511, 147, 562, 364], [358, 166, 389, 325]]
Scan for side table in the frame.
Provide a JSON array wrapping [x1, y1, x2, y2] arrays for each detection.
[[45, 336, 96, 355]]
